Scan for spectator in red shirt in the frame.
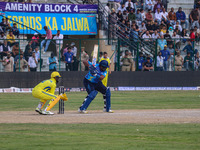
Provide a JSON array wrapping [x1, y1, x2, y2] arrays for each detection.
[[31, 33, 39, 50], [40, 26, 52, 54], [145, 9, 153, 22], [190, 29, 195, 42], [62, 44, 69, 60]]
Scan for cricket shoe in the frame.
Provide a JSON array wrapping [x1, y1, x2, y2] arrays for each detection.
[[103, 108, 114, 113], [78, 108, 88, 114], [41, 110, 54, 115], [35, 107, 42, 114]]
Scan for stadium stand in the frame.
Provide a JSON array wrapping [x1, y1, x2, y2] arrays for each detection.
[[0, 0, 199, 72]]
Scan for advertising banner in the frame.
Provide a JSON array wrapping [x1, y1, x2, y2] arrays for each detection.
[[0, 12, 97, 35], [0, 2, 98, 14]]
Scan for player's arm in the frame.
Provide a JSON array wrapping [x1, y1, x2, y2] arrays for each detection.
[[49, 84, 56, 94], [99, 75, 105, 80], [83, 60, 92, 67], [99, 70, 107, 80], [83, 60, 89, 67]]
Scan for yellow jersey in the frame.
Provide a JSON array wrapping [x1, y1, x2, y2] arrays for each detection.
[[33, 78, 57, 94], [6, 34, 15, 43]]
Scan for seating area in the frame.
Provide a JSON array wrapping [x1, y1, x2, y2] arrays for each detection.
[[1, 0, 200, 72]]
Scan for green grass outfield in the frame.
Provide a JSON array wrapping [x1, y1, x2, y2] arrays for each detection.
[[0, 123, 200, 150], [0, 91, 200, 150], [0, 91, 200, 111]]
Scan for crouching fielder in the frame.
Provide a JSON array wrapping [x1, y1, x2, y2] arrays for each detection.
[[78, 60, 113, 113], [32, 71, 68, 115]]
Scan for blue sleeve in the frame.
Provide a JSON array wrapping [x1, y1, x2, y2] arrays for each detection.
[[183, 12, 186, 20], [176, 12, 179, 19], [88, 61, 92, 66], [102, 71, 107, 77], [95, 64, 99, 68], [182, 45, 187, 51]]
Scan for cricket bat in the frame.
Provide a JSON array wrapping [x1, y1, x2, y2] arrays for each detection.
[[92, 44, 98, 65]]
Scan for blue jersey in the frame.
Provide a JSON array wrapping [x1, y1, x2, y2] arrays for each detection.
[[64, 52, 73, 63], [85, 61, 107, 83], [160, 49, 170, 61], [138, 56, 144, 70], [49, 57, 57, 70]]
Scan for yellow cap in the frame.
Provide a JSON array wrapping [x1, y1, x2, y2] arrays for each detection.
[[164, 45, 167, 47], [51, 71, 61, 78]]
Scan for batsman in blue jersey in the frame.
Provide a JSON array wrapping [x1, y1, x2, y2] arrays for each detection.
[[78, 60, 113, 113]]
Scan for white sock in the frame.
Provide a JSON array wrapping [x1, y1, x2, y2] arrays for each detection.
[[44, 104, 50, 111], [37, 102, 43, 109]]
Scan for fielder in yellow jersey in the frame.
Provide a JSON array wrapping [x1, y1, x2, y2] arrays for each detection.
[[99, 52, 112, 112], [99, 52, 111, 87], [33, 71, 68, 115]]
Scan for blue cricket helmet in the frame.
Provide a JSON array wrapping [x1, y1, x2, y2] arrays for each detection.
[[99, 60, 109, 68]]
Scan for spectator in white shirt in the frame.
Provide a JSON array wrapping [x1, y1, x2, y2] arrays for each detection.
[[0, 26, 3, 33], [117, 4, 126, 13], [53, 30, 63, 60], [71, 42, 78, 71], [122, 10, 128, 21], [161, 8, 169, 23], [139, 21, 147, 35], [28, 51, 38, 72], [125, 0, 134, 8], [34, 46, 40, 62], [0, 32, 6, 45], [152, 30, 160, 39], [145, 0, 153, 11], [172, 31, 181, 49], [71, 42, 77, 57], [105, 3, 111, 17], [140, 9, 146, 21], [142, 31, 152, 41], [156, 51, 164, 71], [173, 21, 182, 32], [2, 52, 14, 72], [34, 46, 43, 68], [154, 8, 162, 24]]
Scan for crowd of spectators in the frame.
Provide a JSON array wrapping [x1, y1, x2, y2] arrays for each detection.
[[0, 19, 86, 72], [1, 0, 200, 72], [106, 0, 200, 71]]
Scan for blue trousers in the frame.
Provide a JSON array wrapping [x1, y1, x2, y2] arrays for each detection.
[[79, 78, 107, 111], [40, 39, 51, 52], [84, 78, 107, 95]]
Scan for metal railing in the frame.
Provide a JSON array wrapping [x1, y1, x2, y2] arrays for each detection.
[[98, 0, 155, 57], [0, 12, 42, 38]]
